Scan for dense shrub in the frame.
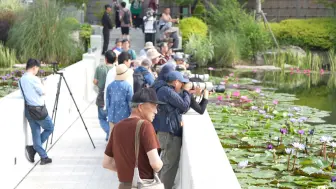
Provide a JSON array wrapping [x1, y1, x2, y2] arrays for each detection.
[[269, 18, 336, 50], [179, 17, 208, 42], [185, 33, 214, 66], [0, 0, 22, 43], [64, 17, 81, 31], [7, 0, 80, 65], [206, 0, 272, 66], [193, 0, 206, 19]]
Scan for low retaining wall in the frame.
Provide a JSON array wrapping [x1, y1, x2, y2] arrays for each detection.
[[177, 109, 241, 189], [0, 35, 102, 189]]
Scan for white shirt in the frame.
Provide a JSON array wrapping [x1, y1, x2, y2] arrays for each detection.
[[103, 66, 134, 110], [143, 16, 156, 33]]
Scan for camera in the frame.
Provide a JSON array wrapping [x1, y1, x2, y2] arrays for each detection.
[[189, 74, 209, 81]]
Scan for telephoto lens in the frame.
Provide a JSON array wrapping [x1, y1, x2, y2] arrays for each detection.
[[189, 74, 209, 81], [191, 82, 214, 91]]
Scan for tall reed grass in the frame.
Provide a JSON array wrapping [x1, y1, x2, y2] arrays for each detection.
[[0, 43, 17, 68]]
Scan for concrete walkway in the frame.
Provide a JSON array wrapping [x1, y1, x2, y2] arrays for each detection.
[[16, 103, 119, 189], [15, 29, 144, 189]]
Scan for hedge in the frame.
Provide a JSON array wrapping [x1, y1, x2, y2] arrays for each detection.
[[178, 17, 208, 42], [269, 18, 336, 50]]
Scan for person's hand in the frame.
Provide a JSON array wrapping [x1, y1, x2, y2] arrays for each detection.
[[203, 89, 209, 99], [195, 86, 202, 96], [182, 82, 192, 91]]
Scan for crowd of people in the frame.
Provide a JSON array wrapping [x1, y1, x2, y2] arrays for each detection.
[[18, 2, 208, 189], [97, 29, 209, 188]]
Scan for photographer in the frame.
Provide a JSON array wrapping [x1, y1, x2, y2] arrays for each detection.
[[187, 84, 209, 115], [19, 59, 54, 165]]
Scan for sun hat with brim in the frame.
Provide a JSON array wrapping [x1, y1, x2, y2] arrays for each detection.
[[166, 71, 189, 83], [132, 88, 166, 105], [147, 49, 162, 60], [115, 64, 133, 81], [144, 42, 155, 49]]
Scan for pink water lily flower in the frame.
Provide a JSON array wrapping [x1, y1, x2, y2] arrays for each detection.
[[233, 91, 240, 97], [240, 96, 251, 103], [273, 100, 279, 105], [226, 94, 231, 99], [253, 69, 257, 73], [255, 88, 261, 93], [233, 84, 239, 88], [208, 67, 214, 71], [220, 81, 226, 85], [229, 73, 234, 77], [320, 69, 325, 75], [217, 95, 223, 101]]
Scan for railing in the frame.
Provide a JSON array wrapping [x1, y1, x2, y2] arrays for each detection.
[[0, 35, 102, 189]]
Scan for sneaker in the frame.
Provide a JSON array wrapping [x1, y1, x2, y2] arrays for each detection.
[[25, 145, 36, 163], [40, 157, 52, 165]]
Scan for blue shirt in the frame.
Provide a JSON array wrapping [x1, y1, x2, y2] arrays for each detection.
[[19, 72, 44, 106], [106, 80, 133, 123], [134, 66, 155, 86]]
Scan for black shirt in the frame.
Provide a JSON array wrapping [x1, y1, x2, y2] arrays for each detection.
[[102, 11, 113, 29]]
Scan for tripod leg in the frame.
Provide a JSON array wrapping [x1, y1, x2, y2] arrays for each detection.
[[45, 75, 62, 151], [61, 76, 96, 149]]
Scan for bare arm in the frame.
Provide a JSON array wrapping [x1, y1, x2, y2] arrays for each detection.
[[147, 149, 163, 172], [102, 154, 117, 172]]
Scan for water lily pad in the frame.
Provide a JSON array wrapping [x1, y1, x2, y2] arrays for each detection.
[[272, 164, 288, 171], [250, 170, 277, 179]]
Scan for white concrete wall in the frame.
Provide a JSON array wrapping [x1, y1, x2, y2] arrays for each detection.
[[177, 109, 242, 189], [0, 35, 102, 189]]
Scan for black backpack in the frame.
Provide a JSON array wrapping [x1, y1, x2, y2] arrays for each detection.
[[123, 10, 130, 24], [133, 71, 149, 93]]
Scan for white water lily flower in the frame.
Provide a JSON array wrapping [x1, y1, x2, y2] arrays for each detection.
[[330, 142, 336, 148], [320, 136, 332, 143], [237, 160, 248, 169], [285, 148, 294, 154], [292, 142, 305, 150]]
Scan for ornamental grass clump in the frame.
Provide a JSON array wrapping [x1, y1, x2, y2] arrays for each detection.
[[7, 0, 80, 64]]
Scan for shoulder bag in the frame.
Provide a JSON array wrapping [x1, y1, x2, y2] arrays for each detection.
[[19, 80, 48, 120], [131, 120, 165, 189]]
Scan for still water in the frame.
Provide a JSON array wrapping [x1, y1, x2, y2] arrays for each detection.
[[195, 68, 336, 125]]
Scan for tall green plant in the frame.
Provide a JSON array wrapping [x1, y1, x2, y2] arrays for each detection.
[[184, 33, 214, 66], [0, 0, 23, 12], [7, 0, 80, 64], [0, 43, 17, 68], [213, 32, 241, 67]]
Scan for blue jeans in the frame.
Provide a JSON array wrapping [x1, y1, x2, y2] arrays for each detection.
[[98, 107, 109, 140], [24, 109, 54, 159]]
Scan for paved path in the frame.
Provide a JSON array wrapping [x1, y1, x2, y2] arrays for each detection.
[[16, 103, 119, 189], [16, 29, 144, 189]]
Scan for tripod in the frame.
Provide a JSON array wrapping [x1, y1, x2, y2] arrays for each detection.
[[45, 64, 96, 150]]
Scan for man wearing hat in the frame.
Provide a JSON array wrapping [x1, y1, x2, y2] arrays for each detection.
[[106, 64, 134, 137], [139, 41, 155, 58], [103, 88, 165, 188], [102, 4, 113, 55], [152, 71, 192, 189]]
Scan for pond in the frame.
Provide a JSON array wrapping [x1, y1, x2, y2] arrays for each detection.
[[197, 68, 336, 188]]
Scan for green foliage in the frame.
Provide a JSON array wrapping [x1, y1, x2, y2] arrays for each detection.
[[0, 43, 17, 68], [213, 32, 241, 67], [64, 17, 81, 30], [184, 33, 214, 66], [7, 0, 80, 65], [269, 18, 336, 50], [206, 0, 272, 65], [94, 2, 105, 23], [57, 0, 88, 8], [80, 23, 93, 51], [0, 0, 23, 12], [179, 17, 208, 42], [193, 0, 206, 19]]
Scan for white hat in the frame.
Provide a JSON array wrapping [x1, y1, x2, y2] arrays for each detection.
[[144, 42, 155, 50], [147, 49, 162, 60], [115, 64, 133, 81]]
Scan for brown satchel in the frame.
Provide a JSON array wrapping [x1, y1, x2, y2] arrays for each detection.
[[131, 120, 165, 189]]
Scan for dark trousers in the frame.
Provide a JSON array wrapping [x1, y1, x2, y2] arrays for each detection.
[[115, 10, 121, 28], [132, 14, 141, 28], [102, 28, 110, 55], [145, 33, 155, 44]]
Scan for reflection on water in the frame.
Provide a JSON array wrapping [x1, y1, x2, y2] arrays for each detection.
[[194, 68, 336, 124]]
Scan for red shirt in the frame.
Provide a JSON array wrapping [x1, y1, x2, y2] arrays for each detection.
[[105, 118, 160, 182]]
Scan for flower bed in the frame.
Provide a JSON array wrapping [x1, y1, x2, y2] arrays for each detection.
[[208, 72, 336, 188]]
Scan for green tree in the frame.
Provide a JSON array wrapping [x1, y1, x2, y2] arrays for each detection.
[[57, 0, 88, 8]]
